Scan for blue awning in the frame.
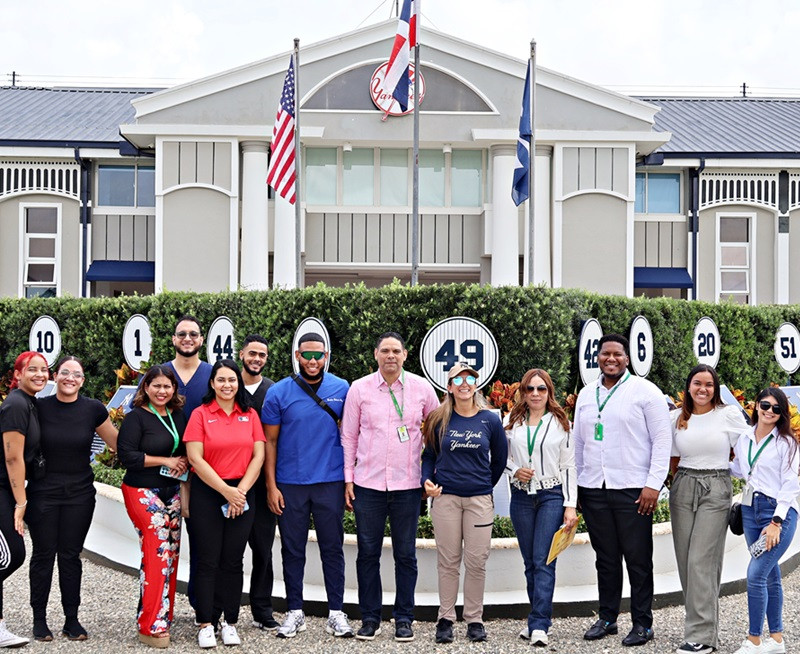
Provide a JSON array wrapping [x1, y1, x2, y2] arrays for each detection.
[[85, 260, 154, 282], [634, 267, 694, 289]]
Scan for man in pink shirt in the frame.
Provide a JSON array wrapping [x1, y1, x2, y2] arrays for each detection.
[[341, 332, 440, 642]]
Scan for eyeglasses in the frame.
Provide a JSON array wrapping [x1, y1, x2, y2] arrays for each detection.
[[451, 375, 477, 386], [300, 351, 326, 361], [175, 331, 200, 339], [759, 400, 782, 414], [58, 370, 84, 379], [526, 385, 547, 393]]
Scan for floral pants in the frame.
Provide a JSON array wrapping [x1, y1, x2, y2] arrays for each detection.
[[122, 484, 181, 637]]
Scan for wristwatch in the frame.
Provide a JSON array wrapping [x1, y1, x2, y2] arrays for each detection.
[[772, 516, 784, 525]]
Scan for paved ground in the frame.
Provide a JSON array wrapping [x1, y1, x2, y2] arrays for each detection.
[[5, 532, 799, 653]]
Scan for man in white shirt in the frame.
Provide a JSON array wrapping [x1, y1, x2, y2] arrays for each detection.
[[573, 334, 671, 647]]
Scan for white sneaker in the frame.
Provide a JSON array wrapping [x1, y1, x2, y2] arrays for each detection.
[[0, 620, 28, 648], [325, 610, 354, 638], [733, 638, 763, 654], [198, 624, 217, 649], [276, 610, 306, 639], [519, 626, 531, 640], [762, 636, 786, 654], [220, 621, 240, 646], [530, 629, 548, 646]]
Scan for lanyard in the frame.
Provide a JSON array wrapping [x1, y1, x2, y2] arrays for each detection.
[[747, 434, 773, 476], [149, 402, 180, 454], [595, 372, 630, 416], [386, 370, 405, 420], [526, 415, 544, 463]]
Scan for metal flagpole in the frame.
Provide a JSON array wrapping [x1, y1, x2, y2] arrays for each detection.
[[527, 40, 536, 286], [410, 0, 420, 286], [293, 38, 302, 289]]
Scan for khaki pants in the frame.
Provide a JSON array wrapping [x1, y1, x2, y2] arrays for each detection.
[[430, 494, 494, 623]]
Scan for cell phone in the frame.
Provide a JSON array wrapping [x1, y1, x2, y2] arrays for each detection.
[[749, 532, 768, 559], [159, 465, 188, 482], [221, 501, 250, 515]]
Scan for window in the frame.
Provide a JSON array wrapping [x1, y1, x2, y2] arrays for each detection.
[[342, 149, 374, 205], [380, 149, 408, 205], [718, 215, 751, 304], [97, 164, 155, 207], [419, 150, 445, 206], [635, 172, 680, 213], [451, 150, 482, 207], [22, 206, 59, 298], [305, 148, 337, 204]]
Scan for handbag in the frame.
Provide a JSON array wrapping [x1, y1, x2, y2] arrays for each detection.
[[729, 501, 743, 535]]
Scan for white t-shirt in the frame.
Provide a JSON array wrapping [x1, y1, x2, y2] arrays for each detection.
[[670, 404, 749, 469]]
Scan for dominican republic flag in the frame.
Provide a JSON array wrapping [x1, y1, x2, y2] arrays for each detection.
[[512, 60, 532, 206], [383, 0, 417, 112], [267, 57, 297, 204]]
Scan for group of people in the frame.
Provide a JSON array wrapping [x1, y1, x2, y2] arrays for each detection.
[[0, 323, 796, 654]]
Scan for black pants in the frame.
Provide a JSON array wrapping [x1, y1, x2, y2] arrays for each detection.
[[0, 489, 26, 617], [27, 492, 95, 617], [188, 475, 255, 625], [247, 473, 276, 622], [578, 486, 654, 628]]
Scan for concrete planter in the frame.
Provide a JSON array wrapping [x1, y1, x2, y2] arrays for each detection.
[[85, 483, 800, 618]]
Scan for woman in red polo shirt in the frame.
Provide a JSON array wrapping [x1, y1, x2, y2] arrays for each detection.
[[184, 359, 265, 649]]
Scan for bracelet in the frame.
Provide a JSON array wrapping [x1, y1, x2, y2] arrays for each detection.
[[771, 520, 783, 529], [14, 500, 27, 509]]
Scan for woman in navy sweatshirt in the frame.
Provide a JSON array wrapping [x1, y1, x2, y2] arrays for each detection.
[[421, 362, 507, 645]]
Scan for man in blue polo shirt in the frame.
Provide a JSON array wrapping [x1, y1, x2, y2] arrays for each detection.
[[261, 332, 353, 639]]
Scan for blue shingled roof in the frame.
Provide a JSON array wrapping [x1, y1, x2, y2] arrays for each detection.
[[0, 86, 159, 143], [639, 97, 800, 155]]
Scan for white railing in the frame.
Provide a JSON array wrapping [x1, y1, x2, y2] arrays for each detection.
[[0, 161, 81, 199], [699, 172, 777, 210]]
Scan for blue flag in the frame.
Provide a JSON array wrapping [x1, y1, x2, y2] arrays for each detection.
[[512, 61, 532, 206]]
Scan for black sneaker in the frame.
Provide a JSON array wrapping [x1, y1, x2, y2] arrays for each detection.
[[435, 619, 454, 644], [394, 621, 414, 642], [355, 621, 382, 641], [466, 622, 487, 642], [62, 618, 88, 641], [252, 616, 280, 630], [33, 618, 53, 642], [677, 643, 714, 654]]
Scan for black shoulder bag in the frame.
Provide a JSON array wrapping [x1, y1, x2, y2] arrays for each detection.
[[290, 373, 340, 426]]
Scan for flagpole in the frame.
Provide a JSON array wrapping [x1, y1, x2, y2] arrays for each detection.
[[526, 40, 536, 286], [410, 0, 420, 286], [293, 38, 302, 289]]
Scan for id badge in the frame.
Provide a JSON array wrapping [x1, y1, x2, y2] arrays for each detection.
[[741, 484, 754, 506], [594, 422, 604, 441], [397, 425, 410, 442], [527, 480, 537, 495]]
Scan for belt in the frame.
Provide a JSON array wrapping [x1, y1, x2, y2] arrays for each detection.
[[511, 476, 560, 491]]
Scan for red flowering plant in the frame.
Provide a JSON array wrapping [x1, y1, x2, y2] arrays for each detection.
[[487, 380, 519, 416]]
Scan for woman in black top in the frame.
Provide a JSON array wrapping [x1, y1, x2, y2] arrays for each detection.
[[0, 351, 50, 648], [28, 355, 118, 641], [117, 365, 188, 649]]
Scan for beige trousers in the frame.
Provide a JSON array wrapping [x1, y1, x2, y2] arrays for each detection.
[[430, 493, 494, 622]]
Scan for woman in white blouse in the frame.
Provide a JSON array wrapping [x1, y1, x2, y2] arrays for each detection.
[[669, 364, 748, 654], [729, 387, 799, 654], [505, 368, 577, 648]]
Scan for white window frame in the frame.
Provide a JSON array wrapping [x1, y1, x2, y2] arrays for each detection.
[[19, 203, 62, 298], [715, 211, 756, 305], [634, 170, 683, 219], [95, 162, 156, 212]]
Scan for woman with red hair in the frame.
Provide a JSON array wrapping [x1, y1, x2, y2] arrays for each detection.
[[0, 351, 50, 647]]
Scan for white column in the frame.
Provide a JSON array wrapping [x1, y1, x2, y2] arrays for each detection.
[[526, 145, 552, 286], [240, 141, 270, 290], [272, 196, 298, 288], [490, 144, 519, 286], [776, 214, 789, 304]]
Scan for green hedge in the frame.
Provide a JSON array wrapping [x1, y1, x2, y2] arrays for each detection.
[[2, 283, 799, 400]]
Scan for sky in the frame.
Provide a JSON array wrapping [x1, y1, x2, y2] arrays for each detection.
[[3, 0, 799, 96]]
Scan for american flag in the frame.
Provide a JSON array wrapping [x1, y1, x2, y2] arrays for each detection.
[[382, 0, 416, 112], [267, 57, 296, 204]]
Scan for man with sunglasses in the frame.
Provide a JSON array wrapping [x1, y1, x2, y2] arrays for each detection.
[[340, 332, 440, 642], [261, 332, 354, 639], [572, 333, 671, 647], [163, 315, 213, 420]]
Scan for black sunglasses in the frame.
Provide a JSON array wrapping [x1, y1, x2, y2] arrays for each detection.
[[759, 400, 782, 415], [526, 385, 547, 393]]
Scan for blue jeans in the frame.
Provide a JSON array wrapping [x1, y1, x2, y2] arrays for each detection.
[[742, 493, 797, 637], [353, 485, 421, 624], [509, 486, 564, 633]]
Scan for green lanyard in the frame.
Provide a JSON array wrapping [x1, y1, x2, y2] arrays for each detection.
[[747, 435, 773, 476], [149, 402, 180, 454], [386, 370, 405, 420], [593, 372, 630, 441], [526, 415, 544, 465]]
